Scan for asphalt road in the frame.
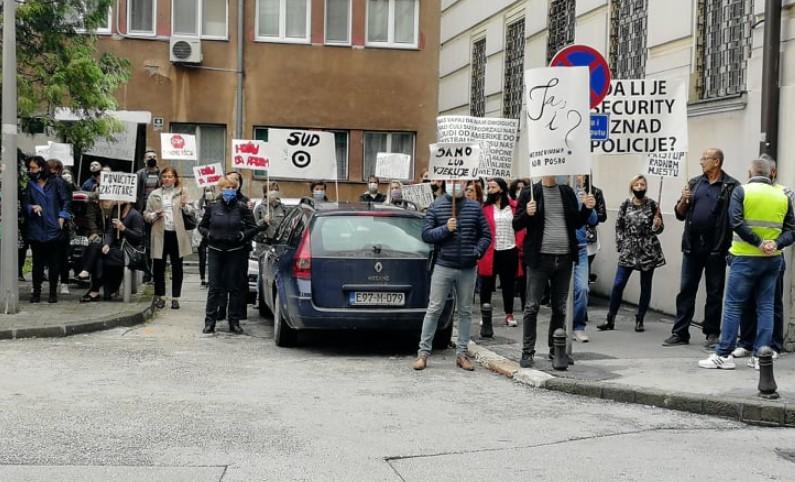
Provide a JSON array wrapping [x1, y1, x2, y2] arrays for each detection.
[[1, 274, 794, 481]]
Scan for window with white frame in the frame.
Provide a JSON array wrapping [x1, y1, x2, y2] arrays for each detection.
[[366, 0, 419, 48], [696, 0, 753, 99], [256, 0, 311, 43], [169, 124, 227, 176], [253, 127, 349, 180], [129, 0, 157, 35], [363, 132, 415, 180], [325, 0, 351, 44], [172, 0, 227, 38], [69, 1, 112, 34]]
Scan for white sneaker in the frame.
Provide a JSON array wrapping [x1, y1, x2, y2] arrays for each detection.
[[59, 284, 70, 295], [574, 330, 589, 343], [747, 356, 760, 370], [731, 347, 751, 358], [772, 351, 780, 360], [698, 353, 736, 370]]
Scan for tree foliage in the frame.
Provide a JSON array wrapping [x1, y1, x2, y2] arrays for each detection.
[[1, 0, 131, 153]]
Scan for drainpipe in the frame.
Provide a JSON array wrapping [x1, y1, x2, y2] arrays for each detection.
[[235, 0, 245, 139], [759, 0, 782, 159]]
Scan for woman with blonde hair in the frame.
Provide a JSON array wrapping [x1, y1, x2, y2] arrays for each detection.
[[598, 175, 665, 333]]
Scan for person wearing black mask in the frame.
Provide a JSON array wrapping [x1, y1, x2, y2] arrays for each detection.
[[420, 169, 445, 199], [135, 150, 161, 213], [599, 175, 665, 333], [199, 177, 260, 334]]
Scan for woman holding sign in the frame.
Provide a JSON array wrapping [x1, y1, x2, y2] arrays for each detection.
[[598, 175, 665, 333], [144, 167, 194, 310]]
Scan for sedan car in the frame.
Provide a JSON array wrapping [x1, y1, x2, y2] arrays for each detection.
[[257, 202, 455, 347]]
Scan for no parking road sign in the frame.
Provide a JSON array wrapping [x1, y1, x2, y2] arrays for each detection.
[[551, 44, 612, 109]]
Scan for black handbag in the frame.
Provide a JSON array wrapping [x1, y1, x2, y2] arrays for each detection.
[[121, 239, 151, 275], [182, 208, 198, 230]]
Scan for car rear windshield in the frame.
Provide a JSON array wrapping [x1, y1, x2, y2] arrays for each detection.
[[311, 215, 431, 258]]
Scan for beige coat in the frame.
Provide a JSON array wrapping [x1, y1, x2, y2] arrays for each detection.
[[144, 187, 194, 259]]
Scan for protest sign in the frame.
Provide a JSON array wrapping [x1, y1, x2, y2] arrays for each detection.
[[428, 143, 482, 180], [401, 183, 435, 210], [232, 140, 270, 170], [260, 129, 338, 180], [35, 142, 75, 166], [193, 163, 225, 187], [524, 67, 591, 177], [375, 153, 411, 181], [646, 151, 684, 178], [98, 171, 137, 203], [161, 133, 197, 160], [591, 79, 688, 154], [86, 121, 137, 161], [436, 116, 518, 178]]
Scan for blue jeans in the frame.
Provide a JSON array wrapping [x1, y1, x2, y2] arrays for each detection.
[[608, 266, 655, 320], [573, 245, 589, 330], [738, 257, 785, 352], [419, 265, 476, 357], [715, 256, 782, 357]]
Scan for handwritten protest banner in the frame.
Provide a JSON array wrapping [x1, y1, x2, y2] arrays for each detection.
[[232, 140, 270, 170], [646, 152, 684, 178], [524, 67, 591, 177], [193, 163, 225, 187], [161, 133, 197, 160], [35, 142, 75, 166], [428, 143, 482, 180], [261, 129, 338, 180], [375, 153, 411, 181], [591, 79, 688, 154], [401, 183, 435, 210], [436, 116, 518, 178], [98, 171, 137, 203]]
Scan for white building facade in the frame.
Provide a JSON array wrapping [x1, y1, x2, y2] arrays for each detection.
[[439, 0, 795, 348]]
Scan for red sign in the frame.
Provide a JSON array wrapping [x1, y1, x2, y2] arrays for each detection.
[[232, 140, 270, 170], [551, 44, 612, 109], [170, 134, 185, 149]]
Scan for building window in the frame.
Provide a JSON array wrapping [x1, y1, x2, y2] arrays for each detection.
[[363, 132, 415, 181], [129, 0, 157, 35], [366, 0, 419, 48], [256, 0, 311, 43], [169, 124, 227, 176], [470, 38, 487, 117], [696, 0, 753, 99], [70, 1, 112, 34], [253, 128, 349, 181], [172, 0, 228, 38], [609, 0, 648, 79], [325, 0, 351, 45], [503, 19, 524, 120], [546, 0, 575, 63]]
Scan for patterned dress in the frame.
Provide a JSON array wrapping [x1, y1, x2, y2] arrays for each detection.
[[615, 198, 666, 271]]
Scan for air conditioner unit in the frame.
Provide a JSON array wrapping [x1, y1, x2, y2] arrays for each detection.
[[169, 37, 203, 64]]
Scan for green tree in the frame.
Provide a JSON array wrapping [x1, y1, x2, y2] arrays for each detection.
[[1, 0, 131, 153]]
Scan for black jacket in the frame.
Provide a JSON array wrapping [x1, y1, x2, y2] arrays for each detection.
[[513, 182, 594, 267], [675, 170, 740, 255], [199, 200, 259, 252], [360, 192, 386, 203]]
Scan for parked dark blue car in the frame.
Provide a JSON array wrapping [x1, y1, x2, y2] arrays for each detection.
[[257, 202, 455, 347]]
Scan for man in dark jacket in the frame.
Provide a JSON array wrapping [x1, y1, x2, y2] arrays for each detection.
[[414, 179, 491, 371], [135, 150, 160, 213], [359, 175, 386, 203], [664, 148, 740, 348], [513, 176, 595, 368]]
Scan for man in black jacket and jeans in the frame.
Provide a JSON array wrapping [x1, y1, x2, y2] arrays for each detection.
[[663, 148, 740, 348], [514, 177, 595, 367]]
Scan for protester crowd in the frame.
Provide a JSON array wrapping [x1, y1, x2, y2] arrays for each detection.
[[1, 147, 791, 372]]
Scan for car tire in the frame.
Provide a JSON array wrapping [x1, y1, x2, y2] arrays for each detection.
[[273, 291, 298, 347], [258, 282, 272, 318]]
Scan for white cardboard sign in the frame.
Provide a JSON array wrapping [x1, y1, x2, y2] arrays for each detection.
[[231, 140, 270, 171], [646, 151, 685, 178], [591, 79, 689, 154], [375, 153, 411, 181], [35, 142, 75, 166], [525, 67, 592, 177], [260, 129, 338, 180], [401, 183, 435, 210], [436, 116, 518, 178], [85, 121, 138, 161], [161, 133, 198, 161], [428, 143, 482, 180], [193, 162, 225, 187], [98, 171, 138, 203]]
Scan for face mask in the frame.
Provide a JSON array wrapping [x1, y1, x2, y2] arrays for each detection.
[[430, 184, 439, 193], [146, 158, 157, 168], [28, 171, 42, 182], [313, 191, 325, 200], [391, 190, 402, 201], [486, 192, 498, 204], [204, 191, 214, 201], [62, 173, 73, 184], [451, 184, 465, 198], [632, 189, 646, 200], [368, 183, 378, 194], [222, 189, 236, 203]]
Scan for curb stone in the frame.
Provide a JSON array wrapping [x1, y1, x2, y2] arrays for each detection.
[[0, 304, 154, 340], [468, 340, 795, 428]]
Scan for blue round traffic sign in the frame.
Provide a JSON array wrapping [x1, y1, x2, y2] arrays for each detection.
[[550, 44, 612, 109]]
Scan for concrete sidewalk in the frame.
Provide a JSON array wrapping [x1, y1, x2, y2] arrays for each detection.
[[468, 292, 795, 427], [0, 279, 154, 340]]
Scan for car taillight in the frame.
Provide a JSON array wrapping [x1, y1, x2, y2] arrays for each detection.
[[292, 229, 311, 280]]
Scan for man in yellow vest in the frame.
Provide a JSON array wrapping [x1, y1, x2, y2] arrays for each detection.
[[699, 159, 795, 369]]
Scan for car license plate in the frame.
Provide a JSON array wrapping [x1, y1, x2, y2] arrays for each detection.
[[350, 292, 405, 306], [71, 236, 89, 247]]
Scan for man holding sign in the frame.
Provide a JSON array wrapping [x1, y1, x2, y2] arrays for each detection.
[[414, 144, 491, 372]]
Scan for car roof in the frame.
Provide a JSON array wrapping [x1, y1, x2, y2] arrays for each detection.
[[305, 202, 423, 218]]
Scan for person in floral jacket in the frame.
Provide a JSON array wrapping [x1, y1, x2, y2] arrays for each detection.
[[598, 175, 665, 333]]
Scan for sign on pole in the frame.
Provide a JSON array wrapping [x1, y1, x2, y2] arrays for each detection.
[[436, 116, 518, 178], [98, 171, 137, 203], [86, 121, 138, 161], [591, 79, 689, 154], [260, 129, 338, 180], [161, 133, 198, 160], [231, 140, 269, 170], [646, 151, 685, 178], [35, 142, 75, 166], [525, 67, 592, 177], [401, 183, 435, 210], [590, 114, 609, 141], [375, 153, 411, 181], [193, 162, 225, 187], [428, 143, 481, 180], [550, 44, 612, 109]]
